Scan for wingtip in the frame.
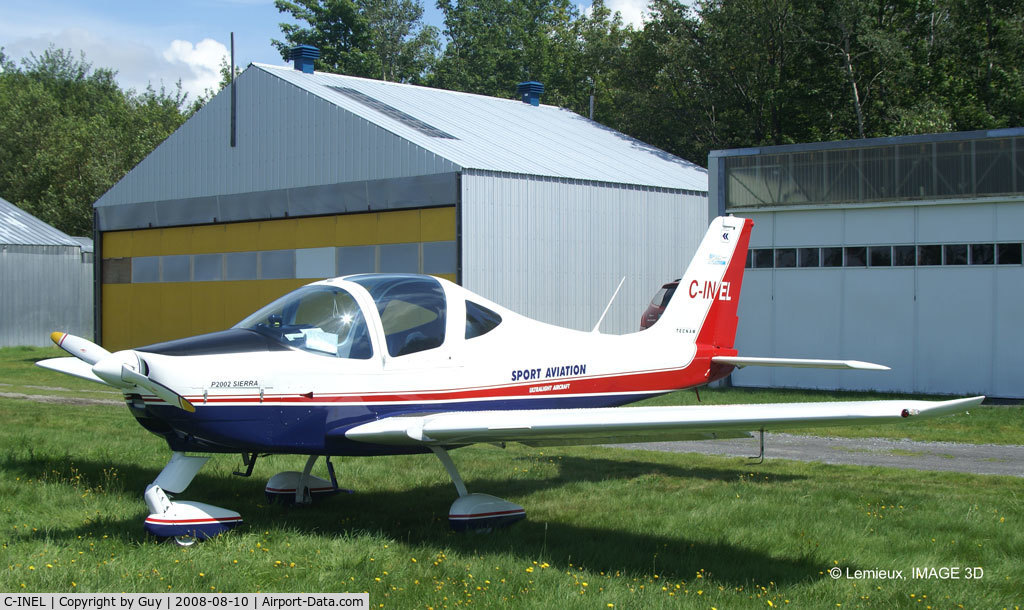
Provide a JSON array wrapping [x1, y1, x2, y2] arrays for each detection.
[[859, 361, 891, 371]]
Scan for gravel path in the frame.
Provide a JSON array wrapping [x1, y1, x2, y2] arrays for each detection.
[[612, 433, 1024, 477], [0, 391, 124, 407]]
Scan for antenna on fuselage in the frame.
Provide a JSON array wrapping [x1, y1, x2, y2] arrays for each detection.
[[592, 276, 626, 333]]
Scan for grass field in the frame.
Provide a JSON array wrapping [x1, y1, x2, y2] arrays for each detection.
[[1, 346, 1023, 606]]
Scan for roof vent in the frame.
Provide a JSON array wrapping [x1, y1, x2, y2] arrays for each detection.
[[289, 45, 320, 74], [516, 81, 544, 106]]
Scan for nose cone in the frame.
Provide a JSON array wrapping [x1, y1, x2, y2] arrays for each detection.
[[91, 350, 141, 389]]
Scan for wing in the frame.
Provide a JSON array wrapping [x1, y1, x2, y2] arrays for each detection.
[[345, 396, 984, 448], [712, 356, 890, 370]]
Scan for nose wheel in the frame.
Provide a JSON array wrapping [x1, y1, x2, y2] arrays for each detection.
[[143, 452, 243, 543]]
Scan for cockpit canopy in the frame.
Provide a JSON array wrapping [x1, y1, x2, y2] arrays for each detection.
[[349, 275, 447, 357], [235, 275, 496, 359], [235, 284, 374, 359]]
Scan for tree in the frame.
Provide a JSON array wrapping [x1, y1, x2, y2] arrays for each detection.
[[363, 0, 440, 82], [0, 47, 188, 236], [430, 0, 581, 103], [570, 0, 632, 121], [273, 0, 439, 82], [926, 0, 1024, 130]]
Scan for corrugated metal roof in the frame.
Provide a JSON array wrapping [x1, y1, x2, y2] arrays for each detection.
[[68, 236, 95, 253], [258, 64, 707, 192], [0, 196, 82, 247]]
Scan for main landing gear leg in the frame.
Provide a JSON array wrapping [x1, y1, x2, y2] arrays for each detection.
[[143, 452, 243, 546], [429, 446, 525, 532], [265, 455, 350, 504], [749, 428, 765, 464]]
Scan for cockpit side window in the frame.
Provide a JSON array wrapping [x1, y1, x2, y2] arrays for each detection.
[[465, 301, 502, 339], [350, 275, 447, 357], [234, 285, 373, 359]]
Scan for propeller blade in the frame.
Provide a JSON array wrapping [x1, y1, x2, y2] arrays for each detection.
[[120, 363, 196, 413], [51, 332, 111, 366]]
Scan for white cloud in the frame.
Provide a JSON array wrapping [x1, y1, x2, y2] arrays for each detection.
[[581, 0, 652, 28], [1, 25, 228, 104], [162, 38, 229, 100], [605, 0, 651, 28], [580, 0, 698, 28]]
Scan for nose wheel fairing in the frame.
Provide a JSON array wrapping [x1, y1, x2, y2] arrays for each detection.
[[143, 453, 242, 542], [143, 486, 243, 541]]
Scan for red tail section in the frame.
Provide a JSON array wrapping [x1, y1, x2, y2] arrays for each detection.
[[654, 216, 753, 353], [694, 217, 752, 349]]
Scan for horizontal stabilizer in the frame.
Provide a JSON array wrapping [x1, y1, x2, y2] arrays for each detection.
[[712, 356, 890, 371], [36, 357, 109, 385], [345, 396, 984, 447]]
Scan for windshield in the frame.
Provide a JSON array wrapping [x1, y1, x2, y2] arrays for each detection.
[[651, 284, 678, 308], [349, 275, 446, 357], [234, 285, 373, 359]]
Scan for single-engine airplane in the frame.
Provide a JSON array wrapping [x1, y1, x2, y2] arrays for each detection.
[[39, 216, 983, 545]]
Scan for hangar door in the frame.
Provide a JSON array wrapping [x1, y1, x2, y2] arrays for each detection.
[[99, 207, 456, 351]]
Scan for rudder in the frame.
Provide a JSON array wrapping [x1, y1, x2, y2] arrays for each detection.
[[652, 216, 753, 350]]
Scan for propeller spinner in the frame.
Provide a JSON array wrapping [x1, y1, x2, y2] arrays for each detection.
[[50, 332, 195, 412]]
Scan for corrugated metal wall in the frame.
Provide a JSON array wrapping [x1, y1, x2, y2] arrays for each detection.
[[95, 68, 459, 209], [732, 202, 1024, 398], [0, 245, 93, 347], [460, 170, 709, 335]]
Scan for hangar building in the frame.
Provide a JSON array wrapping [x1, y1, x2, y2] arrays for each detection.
[[94, 53, 708, 350], [0, 196, 93, 347], [709, 128, 1024, 398]]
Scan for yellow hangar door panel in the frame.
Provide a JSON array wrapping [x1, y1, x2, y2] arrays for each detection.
[[99, 207, 457, 350]]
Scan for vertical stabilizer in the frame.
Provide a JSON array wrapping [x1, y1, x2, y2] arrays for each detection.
[[653, 216, 753, 349]]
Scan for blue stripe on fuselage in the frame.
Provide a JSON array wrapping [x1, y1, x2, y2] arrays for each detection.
[[141, 393, 654, 456]]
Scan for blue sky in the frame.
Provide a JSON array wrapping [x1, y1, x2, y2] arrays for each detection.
[[0, 0, 651, 104]]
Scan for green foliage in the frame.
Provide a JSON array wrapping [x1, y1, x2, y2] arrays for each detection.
[[419, 0, 1023, 163], [0, 47, 188, 237], [430, 0, 583, 103], [3, 1, 1021, 239], [273, 0, 439, 82]]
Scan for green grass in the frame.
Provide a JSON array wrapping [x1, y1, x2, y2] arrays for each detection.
[[1, 346, 1023, 605], [0, 346, 122, 402], [1, 398, 1022, 606]]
